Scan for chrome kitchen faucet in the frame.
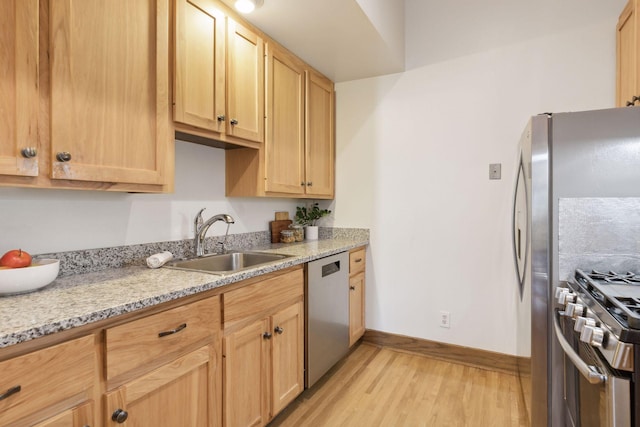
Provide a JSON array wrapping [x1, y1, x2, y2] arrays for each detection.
[[194, 209, 235, 256]]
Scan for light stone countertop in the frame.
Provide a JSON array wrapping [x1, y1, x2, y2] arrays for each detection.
[[0, 238, 368, 349]]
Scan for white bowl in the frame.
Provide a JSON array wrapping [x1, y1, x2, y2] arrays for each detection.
[[0, 259, 60, 296]]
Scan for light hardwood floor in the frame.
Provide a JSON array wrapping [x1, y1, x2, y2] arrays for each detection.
[[269, 343, 529, 427]]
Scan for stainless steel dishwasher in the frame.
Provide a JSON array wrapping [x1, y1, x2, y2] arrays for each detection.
[[306, 251, 350, 388]]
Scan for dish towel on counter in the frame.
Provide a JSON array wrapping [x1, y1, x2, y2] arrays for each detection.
[[146, 251, 174, 269]]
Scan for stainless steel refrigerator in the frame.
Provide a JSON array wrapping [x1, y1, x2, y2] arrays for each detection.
[[513, 106, 640, 426]]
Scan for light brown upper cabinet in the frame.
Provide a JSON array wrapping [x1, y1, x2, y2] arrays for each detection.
[[173, 0, 226, 133], [305, 70, 335, 198], [0, 0, 173, 192], [264, 43, 306, 195], [0, 0, 39, 178], [173, 1, 264, 147], [264, 45, 335, 198], [226, 44, 335, 199], [617, 0, 640, 107], [49, 0, 173, 190], [226, 19, 264, 143]]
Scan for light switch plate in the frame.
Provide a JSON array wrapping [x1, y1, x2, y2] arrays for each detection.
[[489, 163, 501, 180]]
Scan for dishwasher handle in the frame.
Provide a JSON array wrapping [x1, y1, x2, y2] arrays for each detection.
[[321, 260, 342, 278]]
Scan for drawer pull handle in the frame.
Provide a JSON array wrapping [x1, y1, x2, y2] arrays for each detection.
[[355, 258, 363, 263], [112, 409, 129, 423], [158, 323, 187, 338], [274, 326, 284, 334], [0, 385, 21, 401]]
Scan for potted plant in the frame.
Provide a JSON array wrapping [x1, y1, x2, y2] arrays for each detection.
[[295, 203, 331, 240]]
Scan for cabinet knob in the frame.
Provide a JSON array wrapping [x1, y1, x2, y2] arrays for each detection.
[[307, 182, 313, 187], [217, 115, 225, 122], [111, 409, 128, 423], [263, 332, 272, 340], [230, 119, 238, 125], [300, 182, 305, 186], [21, 147, 37, 158], [56, 152, 72, 162], [350, 286, 356, 291], [274, 326, 284, 334]]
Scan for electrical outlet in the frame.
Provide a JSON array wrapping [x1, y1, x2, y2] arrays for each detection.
[[439, 311, 450, 328]]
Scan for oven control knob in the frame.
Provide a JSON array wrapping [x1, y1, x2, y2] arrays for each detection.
[[555, 287, 569, 299], [574, 316, 596, 333], [558, 292, 576, 305], [555, 287, 570, 303], [565, 303, 584, 318], [580, 325, 605, 348]]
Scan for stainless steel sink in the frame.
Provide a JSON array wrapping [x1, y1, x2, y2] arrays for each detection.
[[165, 251, 291, 274]]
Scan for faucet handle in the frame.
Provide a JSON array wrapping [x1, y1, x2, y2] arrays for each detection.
[[195, 208, 206, 232]]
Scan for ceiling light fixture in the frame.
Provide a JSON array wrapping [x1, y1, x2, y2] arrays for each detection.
[[235, 0, 263, 14]]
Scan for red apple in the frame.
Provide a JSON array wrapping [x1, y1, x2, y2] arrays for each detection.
[[0, 249, 32, 268]]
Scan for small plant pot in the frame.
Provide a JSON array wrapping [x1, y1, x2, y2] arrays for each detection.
[[305, 225, 319, 240]]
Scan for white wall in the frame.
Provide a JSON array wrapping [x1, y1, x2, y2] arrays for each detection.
[[0, 141, 298, 255], [333, 0, 626, 355]]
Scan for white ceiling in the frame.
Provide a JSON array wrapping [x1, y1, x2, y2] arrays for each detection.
[[222, 0, 406, 83]]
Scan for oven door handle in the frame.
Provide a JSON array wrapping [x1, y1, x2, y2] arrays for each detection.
[[553, 309, 606, 385]]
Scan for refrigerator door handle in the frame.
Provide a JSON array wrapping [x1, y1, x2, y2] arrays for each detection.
[[512, 153, 529, 300]]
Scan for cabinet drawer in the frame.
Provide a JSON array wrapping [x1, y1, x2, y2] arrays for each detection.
[[349, 247, 366, 276], [105, 296, 220, 380], [0, 335, 96, 426], [223, 269, 303, 327]]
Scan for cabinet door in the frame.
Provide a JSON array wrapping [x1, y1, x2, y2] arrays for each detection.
[[224, 318, 270, 427], [305, 70, 334, 198], [0, 0, 38, 177], [49, 0, 170, 186], [617, 0, 639, 107], [349, 272, 366, 347], [32, 401, 93, 427], [0, 336, 96, 427], [105, 346, 215, 427], [265, 43, 305, 195], [174, 0, 226, 132], [227, 19, 264, 143], [271, 301, 304, 416]]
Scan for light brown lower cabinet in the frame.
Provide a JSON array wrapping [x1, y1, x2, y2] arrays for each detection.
[[349, 272, 366, 347], [104, 345, 216, 426], [104, 296, 221, 426], [223, 267, 305, 427], [32, 402, 94, 427], [0, 335, 97, 427], [349, 247, 366, 347], [0, 268, 308, 427]]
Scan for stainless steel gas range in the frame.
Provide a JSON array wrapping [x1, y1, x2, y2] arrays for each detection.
[[556, 269, 640, 427]]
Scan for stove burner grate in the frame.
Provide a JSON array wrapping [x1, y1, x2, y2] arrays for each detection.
[[589, 270, 640, 285], [574, 269, 640, 329]]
